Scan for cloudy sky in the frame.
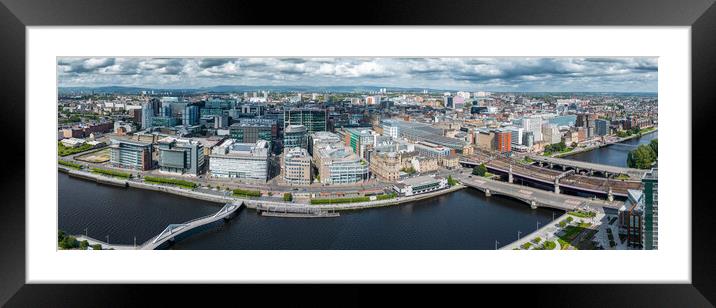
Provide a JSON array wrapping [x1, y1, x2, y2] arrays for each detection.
[[57, 57, 657, 92]]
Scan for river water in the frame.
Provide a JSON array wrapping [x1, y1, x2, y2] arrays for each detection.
[[563, 131, 657, 167], [58, 172, 561, 249]]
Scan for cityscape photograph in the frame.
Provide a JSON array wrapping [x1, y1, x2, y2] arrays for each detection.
[[56, 57, 658, 250]]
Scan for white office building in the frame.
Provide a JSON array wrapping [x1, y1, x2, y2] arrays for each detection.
[[209, 139, 269, 181], [521, 116, 543, 142]]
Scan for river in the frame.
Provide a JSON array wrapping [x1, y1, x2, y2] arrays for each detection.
[[58, 172, 562, 250], [563, 131, 657, 167]]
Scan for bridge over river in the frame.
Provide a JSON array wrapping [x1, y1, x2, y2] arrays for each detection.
[[74, 202, 243, 250], [459, 155, 643, 199], [452, 172, 623, 212], [526, 155, 648, 179]]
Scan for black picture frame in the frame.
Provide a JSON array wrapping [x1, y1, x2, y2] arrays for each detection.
[[1, 0, 714, 306]]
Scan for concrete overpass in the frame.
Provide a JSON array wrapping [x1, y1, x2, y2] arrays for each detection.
[[527, 155, 647, 179], [453, 173, 622, 212]]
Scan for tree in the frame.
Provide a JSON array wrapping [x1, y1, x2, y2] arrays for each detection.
[[627, 144, 657, 169], [79, 240, 89, 250], [283, 193, 293, 202], [473, 163, 487, 176], [59, 236, 79, 249], [447, 175, 458, 186], [571, 142, 578, 148], [649, 139, 658, 156], [92, 244, 102, 250]]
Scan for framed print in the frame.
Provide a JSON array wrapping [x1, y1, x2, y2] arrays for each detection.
[[1, 0, 715, 306]]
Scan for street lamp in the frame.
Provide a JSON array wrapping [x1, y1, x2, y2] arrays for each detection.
[[495, 240, 500, 250], [517, 230, 521, 241], [536, 221, 541, 231], [106, 235, 109, 244]]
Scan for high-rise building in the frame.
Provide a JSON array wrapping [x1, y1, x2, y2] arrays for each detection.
[[183, 105, 200, 126], [229, 122, 273, 144], [282, 147, 312, 185], [314, 145, 369, 184], [494, 130, 512, 153], [443, 95, 454, 108], [541, 123, 561, 145], [522, 116, 543, 142], [284, 124, 308, 149], [642, 168, 658, 250], [595, 119, 609, 136], [619, 189, 645, 249], [381, 119, 400, 138], [344, 128, 375, 159], [141, 101, 154, 130], [109, 139, 153, 170], [284, 108, 327, 134], [508, 127, 524, 145], [209, 139, 269, 181], [156, 137, 204, 175], [576, 113, 596, 138], [522, 131, 535, 147]]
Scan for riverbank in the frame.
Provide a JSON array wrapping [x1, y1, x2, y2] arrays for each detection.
[[556, 129, 657, 158], [59, 166, 466, 213]]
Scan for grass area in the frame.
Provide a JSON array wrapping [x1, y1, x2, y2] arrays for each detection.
[[615, 174, 631, 180], [482, 172, 495, 178], [543, 241, 556, 250], [310, 193, 397, 205], [91, 167, 131, 179], [568, 210, 596, 218], [375, 193, 398, 200], [558, 223, 591, 243], [311, 196, 370, 205], [557, 238, 570, 250], [543, 147, 574, 156], [144, 176, 197, 189], [232, 188, 261, 197], [58, 142, 94, 157], [58, 160, 82, 170]]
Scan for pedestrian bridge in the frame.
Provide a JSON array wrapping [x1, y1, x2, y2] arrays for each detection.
[[140, 202, 242, 250], [75, 202, 243, 250]]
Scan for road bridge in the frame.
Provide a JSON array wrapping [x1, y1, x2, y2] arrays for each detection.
[[459, 157, 640, 198], [453, 173, 622, 212]]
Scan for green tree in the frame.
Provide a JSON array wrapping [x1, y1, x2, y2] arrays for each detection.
[[649, 139, 658, 156], [627, 144, 657, 169], [59, 235, 79, 249], [283, 193, 293, 202], [79, 240, 89, 250], [447, 175, 458, 186], [91, 244, 102, 250], [473, 163, 487, 176]]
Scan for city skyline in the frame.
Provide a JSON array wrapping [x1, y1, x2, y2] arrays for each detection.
[[58, 57, 658, 92]]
